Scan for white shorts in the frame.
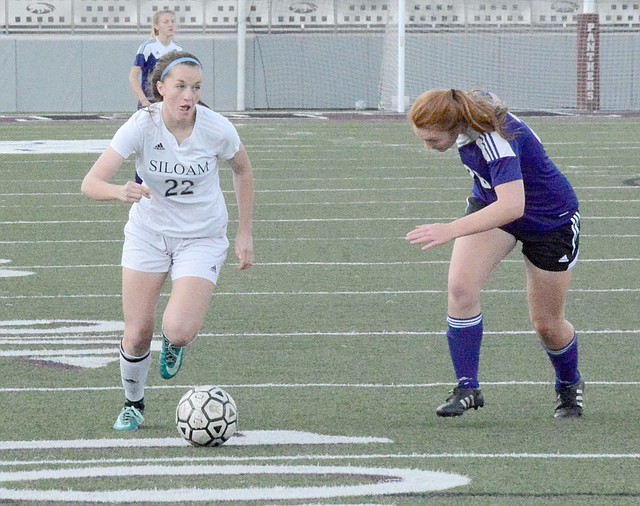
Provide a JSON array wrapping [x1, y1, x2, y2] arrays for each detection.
[[122, 221, 229, 284]]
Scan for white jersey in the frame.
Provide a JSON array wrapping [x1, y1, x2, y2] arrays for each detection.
[[110, 103, 241, 238]]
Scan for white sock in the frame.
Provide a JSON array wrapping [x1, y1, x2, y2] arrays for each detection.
[[119, 343, 151, 405]]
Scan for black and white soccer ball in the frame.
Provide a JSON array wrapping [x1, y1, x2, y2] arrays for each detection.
[[176, 386, 238, 446]]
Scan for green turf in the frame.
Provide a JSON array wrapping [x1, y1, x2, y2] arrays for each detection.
[[0, 115, 638, 505]]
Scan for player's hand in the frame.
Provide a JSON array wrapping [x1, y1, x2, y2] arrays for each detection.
[[119, 181, 151, 203], [235, 231, 255, 271], [406, 223, 453, 250]]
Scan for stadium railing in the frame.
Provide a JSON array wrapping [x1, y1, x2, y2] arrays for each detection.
[[3, 1, 640, 34]]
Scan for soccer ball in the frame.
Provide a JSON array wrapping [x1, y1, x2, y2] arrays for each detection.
[[175, 386, 238, 447]]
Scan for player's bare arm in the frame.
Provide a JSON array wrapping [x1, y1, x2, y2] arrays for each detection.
[[406, 179, 524, 249], [228, 144, 255, 270], [81, 147, 151, 203]]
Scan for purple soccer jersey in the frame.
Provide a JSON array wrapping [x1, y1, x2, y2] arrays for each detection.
[[457, 113, 578, 234]]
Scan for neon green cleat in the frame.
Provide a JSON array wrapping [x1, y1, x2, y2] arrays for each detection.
[[159, 335, 184, 380], [113, 406, 144, 431]]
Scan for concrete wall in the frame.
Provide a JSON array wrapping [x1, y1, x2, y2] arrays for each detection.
[[0, 35, 238, 112], [1, 32, 639, 113]]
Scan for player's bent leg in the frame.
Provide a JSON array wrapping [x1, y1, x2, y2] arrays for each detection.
[[122, 268, 167, 355], [525, 260, 574, 348], [162, 276, 215, 347], [436, 230, 515, 417], [119, 268, 166, 422], [525, 259, 583, 418], [159, 330, 185, 379], [160, 276, 215, 380], [447, 229, 516, 316]]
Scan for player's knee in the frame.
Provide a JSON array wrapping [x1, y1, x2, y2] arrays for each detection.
[[447, 280, 480, 314], [162, 321, 199, 348], [530, 315, 561, 340], [123, 321, 155, 352]]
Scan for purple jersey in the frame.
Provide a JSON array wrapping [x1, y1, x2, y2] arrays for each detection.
[[456, 113, 578, 234], [133, 38, 182, 97]]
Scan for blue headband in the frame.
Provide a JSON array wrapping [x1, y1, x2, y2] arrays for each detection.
[[160, 57, 201, 80]]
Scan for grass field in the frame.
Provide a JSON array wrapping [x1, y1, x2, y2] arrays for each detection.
[[0, 113, 638, 504]]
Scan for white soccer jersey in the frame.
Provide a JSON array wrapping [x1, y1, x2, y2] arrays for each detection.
[[110, 103, 241, 238]]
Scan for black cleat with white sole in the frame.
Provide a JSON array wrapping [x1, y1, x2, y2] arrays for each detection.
[[554, 377, 584, 419], [436, 386, 485, 417]]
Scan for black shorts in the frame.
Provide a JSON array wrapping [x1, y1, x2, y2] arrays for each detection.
[[464, 197, 580, 272]]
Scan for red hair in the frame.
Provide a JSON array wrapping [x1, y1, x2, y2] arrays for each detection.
[[409, 89, 510, 138]]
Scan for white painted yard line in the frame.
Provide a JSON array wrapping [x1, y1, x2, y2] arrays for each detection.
[[256, 258, 639, 265], [0, 188, 491, 196], [1, 216, 639, 225], [0, 329, 637, 351], [0, 339, 119, 345], [0, 220, 122, 225], [1, 329, 637, 342], [2, 380, 639, 394], [7, 257, 640, 269], [10, 264, 122, 269], [0, 193, 82, 196], [0, 239, 122, 244], [193, 329, 640, 338], [0, 465, 467, 502], [266, 216, 640, 221], [0, 139, 110, 154], [3, 451, 639, 468], [223, 198, 640, 205], [0, 233, 638, 244], [0, 432, 392, 451], [0, 288, 638, 300], [2, 197, 639, 205], [0, 349, 115, 357]]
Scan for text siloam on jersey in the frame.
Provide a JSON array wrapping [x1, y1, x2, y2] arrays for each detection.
[[148, 160, 210, 176]]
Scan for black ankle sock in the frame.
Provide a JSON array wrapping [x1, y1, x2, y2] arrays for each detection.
[[125, 398, 145, 412]]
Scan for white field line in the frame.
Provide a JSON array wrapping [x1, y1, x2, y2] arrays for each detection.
[[1, 198, 639, 208], [0, 288, 638, 300], [0, 432, 393, 452], [2, 182, 640, 193], [1, 216, 640, 225], [3, 451, 640, 469], [5, 257, 640, 269], [2, 380, 639, 394], [1, 172, 637, 182], [1, 233, 638, 244], [1, 329, 637, 340], [1, 204, 633, 214], [0, 328, 637, 344]]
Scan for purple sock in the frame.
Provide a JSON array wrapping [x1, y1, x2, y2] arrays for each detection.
[[446, 314, 483, 389], [545, 332, 580, 389]]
